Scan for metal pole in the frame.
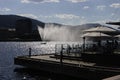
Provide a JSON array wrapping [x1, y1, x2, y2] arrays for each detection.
[[29, 48, 31, 57]]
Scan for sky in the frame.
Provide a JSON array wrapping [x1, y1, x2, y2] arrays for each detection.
[[0, 0, 120, 25]]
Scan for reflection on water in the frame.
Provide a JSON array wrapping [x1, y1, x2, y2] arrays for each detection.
[[0, 42, 83, 80]]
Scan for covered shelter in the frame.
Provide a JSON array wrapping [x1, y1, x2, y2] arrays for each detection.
[[114, 35, 120, 41], [106, 22, 120, 26], [82, 26, 120, 54], [81, 32, 111, 38], [81, 32, 111, 50], [115, 35, 120, 37], [83, 26, 119, 36]]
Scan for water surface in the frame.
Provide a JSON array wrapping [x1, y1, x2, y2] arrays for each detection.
[[0, 42, 82, 80]]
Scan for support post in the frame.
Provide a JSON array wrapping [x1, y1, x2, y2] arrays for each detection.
[[83, 37, 85, 52], [29, 48, 31, 57], [60, 44, 63, 65]]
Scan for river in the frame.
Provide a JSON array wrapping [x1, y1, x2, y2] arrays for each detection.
[[0, 42, 83, 80]]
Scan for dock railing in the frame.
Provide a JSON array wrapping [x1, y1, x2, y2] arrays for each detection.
[[82, 42, 120, 54], [26, 41, 120, 58], [55, 44, 82, 57]]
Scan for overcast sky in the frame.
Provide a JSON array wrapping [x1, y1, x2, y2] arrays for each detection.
[[0, 0, 120, 25]]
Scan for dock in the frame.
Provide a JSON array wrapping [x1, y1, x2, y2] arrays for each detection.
[[103, 75, 120, 80], [14, 54, 120, 80]]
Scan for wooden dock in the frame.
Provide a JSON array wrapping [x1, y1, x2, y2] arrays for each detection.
[[14, 54, 120, 80], [103, 75, 120, 80]]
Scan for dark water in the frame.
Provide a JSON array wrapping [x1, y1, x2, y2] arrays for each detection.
[[0, 42, 82, 80]]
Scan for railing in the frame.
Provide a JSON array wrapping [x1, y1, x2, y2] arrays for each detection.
[[83, 42, 120, 54], [27, 42, 120, 58], [55, 44, 82, 57]]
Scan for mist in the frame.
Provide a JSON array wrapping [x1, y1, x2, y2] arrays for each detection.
[[38, 23, 99, 42]]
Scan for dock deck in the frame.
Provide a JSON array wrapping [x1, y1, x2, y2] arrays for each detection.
[[30, 55, 95, 66], [14, 54, 120, 80]]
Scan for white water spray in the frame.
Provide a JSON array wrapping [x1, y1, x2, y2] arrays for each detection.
[[37, 23, 99, 42]]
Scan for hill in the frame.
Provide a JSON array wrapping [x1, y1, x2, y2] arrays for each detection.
[[0, 15, 45, 41], [0, 15, 102, 41]]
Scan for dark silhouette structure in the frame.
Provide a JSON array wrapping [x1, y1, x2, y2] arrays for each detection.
[[16, 19, 32, 36], [15, 18, 44, 40], [0, 15, 45, 41], [106, 22, 120, 26]]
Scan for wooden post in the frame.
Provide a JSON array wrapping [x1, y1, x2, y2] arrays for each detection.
[[60, 44, 63, 65], [83, 37, 85, 52], [29, 48, 31, 57]]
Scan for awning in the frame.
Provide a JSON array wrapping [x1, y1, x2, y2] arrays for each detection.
[[81, 32, 111, 38]]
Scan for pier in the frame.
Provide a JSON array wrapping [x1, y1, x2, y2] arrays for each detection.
[[14, 43, 120, 79], [14, 54, 120, 80]]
